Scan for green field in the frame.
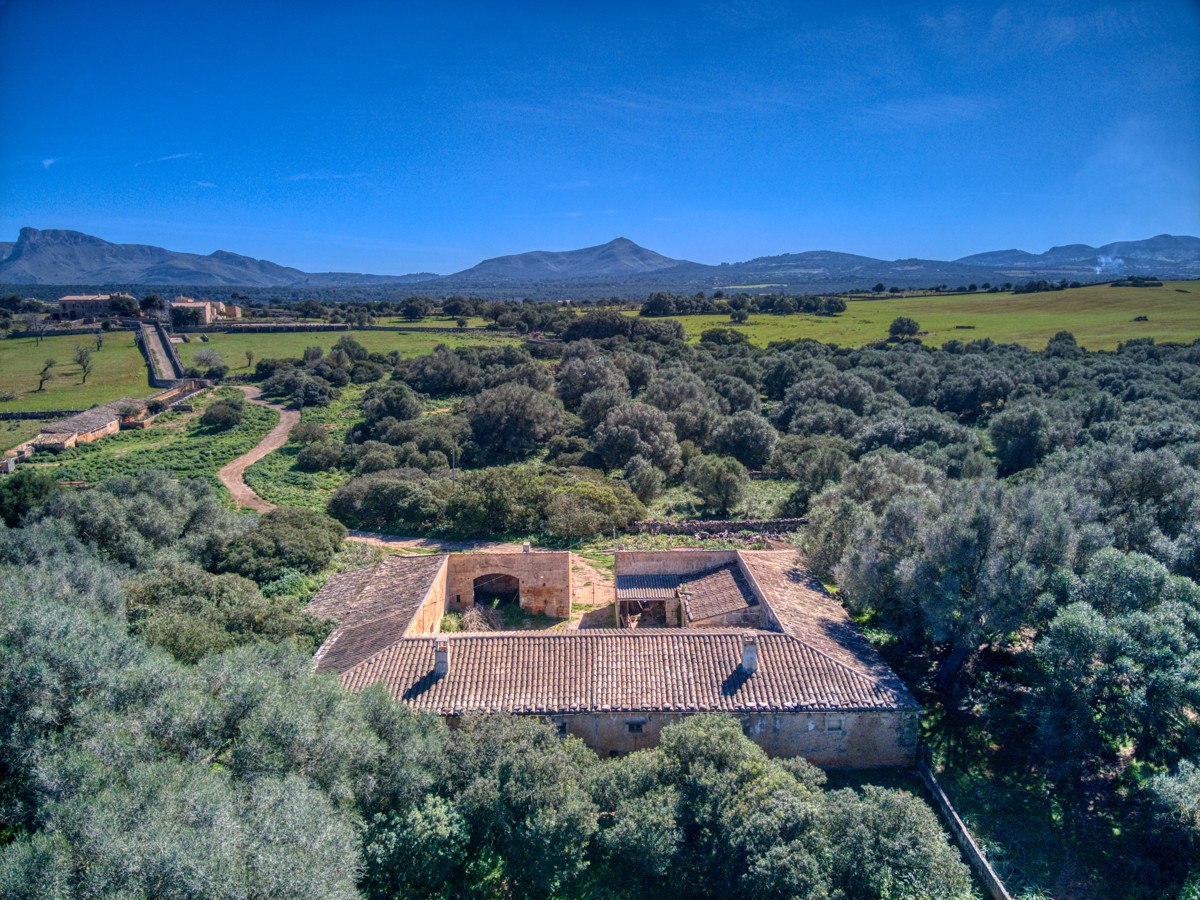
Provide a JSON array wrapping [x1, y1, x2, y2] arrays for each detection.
[[0, 417, 55, 453], [669, 281, 1200, 350], [177, 327, 517, 370], [0, 331, 153, 412]]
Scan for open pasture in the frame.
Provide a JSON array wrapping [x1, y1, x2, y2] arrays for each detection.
[[0, 330, 152, 412], [674, 281, 1200, 350], [177, 327, 517, 370]]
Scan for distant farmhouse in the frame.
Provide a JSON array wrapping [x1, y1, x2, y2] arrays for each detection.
[[169, 296, 240, 327], [4, 382, 205, 461], [308, 548, 920, 768], [57, 293, 136, 319]]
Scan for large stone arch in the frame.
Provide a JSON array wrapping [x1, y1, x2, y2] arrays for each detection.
[[446, 551, 572, 618]]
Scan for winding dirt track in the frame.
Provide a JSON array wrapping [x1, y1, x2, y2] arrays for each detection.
[[214, 394, 615, 623], [217, 386, 299, 511]]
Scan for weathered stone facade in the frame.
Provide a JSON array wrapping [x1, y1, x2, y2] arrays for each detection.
[[445, 550, 572, 619], [536, 709, 919, 767]]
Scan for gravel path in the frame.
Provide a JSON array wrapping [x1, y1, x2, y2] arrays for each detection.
[[346, 530, 525, 553], [216, 386, 299, 511]]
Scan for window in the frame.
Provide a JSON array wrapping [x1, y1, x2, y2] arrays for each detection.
[[626, 721, 644, 734], [609, 749, 622, 758], [556, 721, 568, 736], [826, 716, 844, 733]]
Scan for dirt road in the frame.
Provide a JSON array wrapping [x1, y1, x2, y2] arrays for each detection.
[[216, 386, 299, 511]]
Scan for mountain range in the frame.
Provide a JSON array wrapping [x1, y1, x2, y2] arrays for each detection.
[[1, 227, 1197, 295]]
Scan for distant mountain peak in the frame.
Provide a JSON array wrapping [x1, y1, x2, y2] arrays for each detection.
[[453, 237, 689, 280]]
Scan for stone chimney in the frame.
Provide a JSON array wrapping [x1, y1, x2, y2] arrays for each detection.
[[434, 637, 450, 677], [741, 633, 758, 674], [523, 541, 531, 553]]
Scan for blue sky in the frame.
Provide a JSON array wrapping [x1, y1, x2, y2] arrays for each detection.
[[1, 0, 1197, 274]]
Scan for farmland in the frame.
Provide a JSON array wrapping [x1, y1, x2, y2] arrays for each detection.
[[0, 330, 152, 412], [667, 280, 1200, 350], [175, 327, 516, 370]]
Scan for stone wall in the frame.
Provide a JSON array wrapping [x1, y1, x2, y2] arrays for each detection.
[[614, 548, 740, 577], [405, 558, 450, 636], [631, 518, 806, 535], [446, 551, 572, 619], [537, 709, 919, 768]]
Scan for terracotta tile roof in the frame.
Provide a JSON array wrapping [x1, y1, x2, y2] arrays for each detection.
[[615, 574, 678, 600], [309, 554, 447, 673], [313, 549, 918, 716], [679, 563, 756, 621], [339, 629, 917, 714], [42, 398, 140, 433], [738, 550, 911, 699]]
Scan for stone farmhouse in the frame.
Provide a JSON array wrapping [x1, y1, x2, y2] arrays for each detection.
[[170, 296, 240, 326], [57, 293, 136, 319], [309, 548, 920, 768]]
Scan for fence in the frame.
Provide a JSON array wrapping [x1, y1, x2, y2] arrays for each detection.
[[917, 760, 1014, 900]]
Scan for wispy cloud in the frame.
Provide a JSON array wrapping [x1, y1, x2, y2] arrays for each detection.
[[921, 4, 1149, 59], [861, 94, 995, 127], [41, 158, 55, 169], [134, 152, 197, 167], [195, 181, 217, 188], [286, 172, 367, 182]]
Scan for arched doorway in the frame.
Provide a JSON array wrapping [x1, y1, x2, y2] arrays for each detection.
[[473, 573, 520, 607]]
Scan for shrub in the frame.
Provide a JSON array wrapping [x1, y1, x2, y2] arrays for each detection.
[[594, 402, 681, 474], [888, 316, 920, 337], [623, 455, 663, 502], [544, 480, 644, 539], [296, 441, 348, 472], [219, 507, 347, 583], [685, 454, 747, 514], [0, 468, 60, 527], [200, 398, 244, 429]]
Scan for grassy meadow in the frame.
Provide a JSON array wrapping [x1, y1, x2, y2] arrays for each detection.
[[670, 280, 1200, 350], [0, 331, 153, 412], [176, 327, 517, 370]]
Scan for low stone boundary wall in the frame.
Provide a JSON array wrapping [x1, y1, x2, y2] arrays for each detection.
[[154, 321, 186, 379], [176, 323, 511, 335], [918, 760, 1014, 900], [0, 409, 82, 420], [632, 517, 806, 535]]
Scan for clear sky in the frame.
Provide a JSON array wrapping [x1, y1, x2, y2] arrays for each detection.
[[1, 0, 1197, 274]]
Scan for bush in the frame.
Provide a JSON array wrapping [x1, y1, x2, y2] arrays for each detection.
[[544, 480, 644, 539], [623, 455, 664, 502], [594, 402, 681, 474], [290, 422, 330, 445], [685, 454, 747, 514], [219, 507, 347, 583], [0, 468, 60, 527], [888, 316, 920, 337], [711, 411, 777, 469], [327, 470, 447, 531], [200, 398, 244, 429], [296, 441, 348, 472]]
